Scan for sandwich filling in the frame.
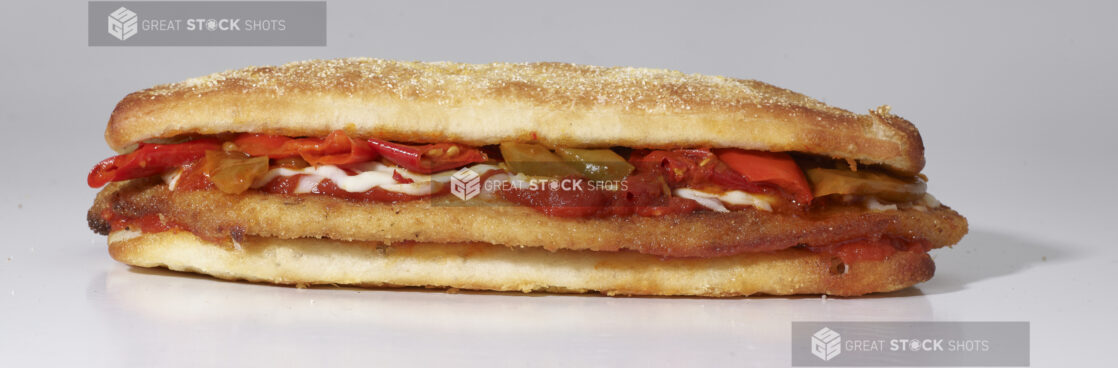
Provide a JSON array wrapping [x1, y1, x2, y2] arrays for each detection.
[[88, 131, 956, 263], [89, 131, 933, 215]]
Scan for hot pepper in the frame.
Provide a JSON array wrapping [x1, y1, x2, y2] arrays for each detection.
[[87, 139, 221, 188], [367, 139, 487, 174]]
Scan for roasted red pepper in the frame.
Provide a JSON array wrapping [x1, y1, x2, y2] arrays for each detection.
[[87, 139, 221, 188], [295, 131, 378, 166], [628, 148, 811, 205], [366, 139, 487, 174], [232, 134, 294, 159], [232, 131, 377, 166], [714, 149, 813, 205], [632, 149, 713, 184], [629, 149, 766, 192]]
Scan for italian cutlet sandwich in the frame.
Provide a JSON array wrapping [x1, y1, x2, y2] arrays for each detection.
[[86, 58, 967, 297]]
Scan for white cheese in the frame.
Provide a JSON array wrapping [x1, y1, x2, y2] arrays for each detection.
[[865, 197, 898, 212], [921, 193, 941, 208], [673, 188, 774, 212], [164, 159, 932, 215], [503, 173, 555, 190], [162, 168, 183, 191], [250, 162, 500, 196], [908, 193, 942, 212]]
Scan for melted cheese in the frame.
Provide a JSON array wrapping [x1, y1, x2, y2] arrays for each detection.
[[162, 169, 183, 191], [159, 158, 934, 215], [249, 162, 500, 195], [865, 197, 898, 212], [922, 193, 941, 208], [673, 188, 774, 212]]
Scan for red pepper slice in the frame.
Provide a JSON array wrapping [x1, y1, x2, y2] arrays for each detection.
[[632, 149, 760, 190], [232, 131, 377, 166], [293, 131, 377, 166], [232, 134, 296, 159], [630, 148, 803, 202], [87, 139, 221, 188], [366, 139, 487, 174], [714, 149, 813, 205], [632, 149, 712, 184]]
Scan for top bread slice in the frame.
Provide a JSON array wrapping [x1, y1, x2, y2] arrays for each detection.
[[105, 58, 925, 174]]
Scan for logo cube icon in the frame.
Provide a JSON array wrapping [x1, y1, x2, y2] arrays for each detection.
[[450, 167, 480, 201], [811, 327, 842, 361], [108, 7, 138, 41]]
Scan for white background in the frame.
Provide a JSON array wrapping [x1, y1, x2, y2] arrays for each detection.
[[1, 1, 1115, 366]]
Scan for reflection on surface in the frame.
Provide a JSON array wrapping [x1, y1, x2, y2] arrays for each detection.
[[63, 225, 1070, 367], [88, 230, 1067, 366], [98, 266, 935, 328], [921, 229, 1070, 295], [89, 263, 941, 365]]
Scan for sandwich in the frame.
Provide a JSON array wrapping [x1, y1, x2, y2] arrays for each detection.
[[86, 58, 968, 297]]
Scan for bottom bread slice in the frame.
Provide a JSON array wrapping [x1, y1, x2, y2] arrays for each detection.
[[107, 230, 935, 297]]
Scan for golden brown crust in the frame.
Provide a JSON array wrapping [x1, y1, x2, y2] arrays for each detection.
[[91, 180, 968, 258], [106, 58, 925, 174], [107, 230, 934, 297]]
